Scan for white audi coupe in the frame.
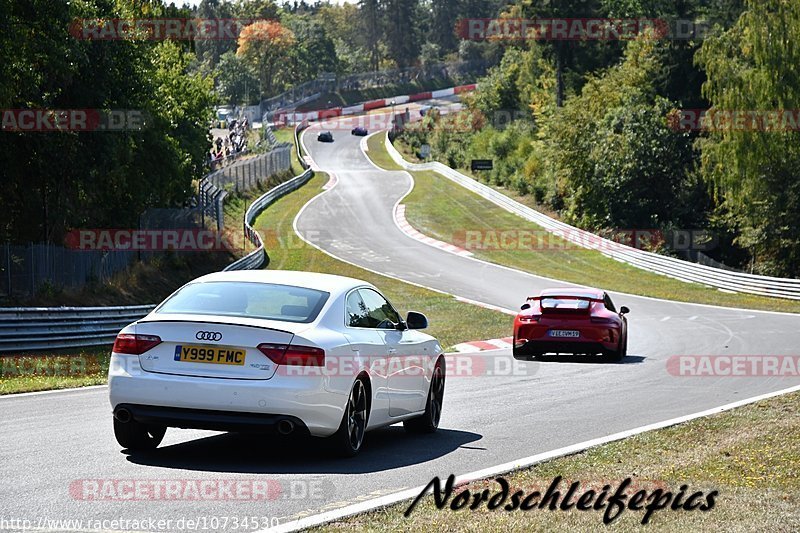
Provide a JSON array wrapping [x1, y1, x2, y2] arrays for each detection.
[[108, 270, 445, 457]]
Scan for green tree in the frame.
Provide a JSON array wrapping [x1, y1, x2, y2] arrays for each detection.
[[215, 50, 259, 105], [236, 19, 296, 97], [285, 15, 339, 82], [194, 0, 237, 70], [383, 0, 421, 68], [696, 0, 800, 276], [429, 0, 460, 55], [360, 0, 383, 71], [0, 0, 214, 244], [317, 3, 370, 73], [544, 34, 698, 230]]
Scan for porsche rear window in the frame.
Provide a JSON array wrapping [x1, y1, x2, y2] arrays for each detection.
[[541, 298, 592, 310], [155, 282, 330, 323]]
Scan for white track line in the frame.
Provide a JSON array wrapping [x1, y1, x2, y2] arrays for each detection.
[[262, 383, 800, 533], [0, 384, 108, 400]]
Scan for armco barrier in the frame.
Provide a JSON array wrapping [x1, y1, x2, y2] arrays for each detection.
[[384, 134, 800, 300], [0, 305, 156, 353]]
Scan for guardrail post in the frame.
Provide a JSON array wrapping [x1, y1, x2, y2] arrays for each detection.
[[29, 242, 34, 295], [5, 242, 10, 296]]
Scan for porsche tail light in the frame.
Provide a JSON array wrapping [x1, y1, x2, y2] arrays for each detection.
[[590, 317, 617, 324], [258, 343, 325, 366], [113, 334, 162, 355], [518, 315, 541, 323]]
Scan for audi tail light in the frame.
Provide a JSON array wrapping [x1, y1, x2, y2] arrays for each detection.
[[258, 343, 325, 366], [113, 334, 162, 355]]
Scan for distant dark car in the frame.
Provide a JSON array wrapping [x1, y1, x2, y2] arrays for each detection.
[[351, 127, 368, 136], [317, 131, 334, 142]]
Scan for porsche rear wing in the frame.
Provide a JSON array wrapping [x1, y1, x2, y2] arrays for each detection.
[[525, 295, 603, 302]]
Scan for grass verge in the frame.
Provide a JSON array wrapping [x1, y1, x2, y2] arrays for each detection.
[[253, 173, 512, 350], [0, 346, 111, 395], [273, 126, 305, 175], [317, 390, 800, 531], [366, 133, 800, 314]]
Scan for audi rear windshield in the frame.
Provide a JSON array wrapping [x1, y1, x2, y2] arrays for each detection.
[[155, 282, 330, 324]]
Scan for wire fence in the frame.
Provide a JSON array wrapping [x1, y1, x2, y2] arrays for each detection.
[[1, 137, 292, 298], [205, 143, 292, 194], [0, 243, 138, 298]]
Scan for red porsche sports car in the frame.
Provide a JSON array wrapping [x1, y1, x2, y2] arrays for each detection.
[[513, 288, 629, 362]]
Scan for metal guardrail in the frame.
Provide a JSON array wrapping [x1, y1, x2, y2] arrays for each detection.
[[224, 122, 312, 272], [0, 305, 156, 353], [385, 134, 800, 300]]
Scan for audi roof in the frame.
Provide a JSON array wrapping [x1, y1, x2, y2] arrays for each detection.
[[187, 270, 371, 295]]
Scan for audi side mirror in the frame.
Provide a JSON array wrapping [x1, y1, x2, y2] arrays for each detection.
[[406, 311, 428, 330], [620, 306, 630, 315]]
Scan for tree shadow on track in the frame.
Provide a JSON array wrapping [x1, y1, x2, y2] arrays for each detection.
[[124, 427, 481, 474]]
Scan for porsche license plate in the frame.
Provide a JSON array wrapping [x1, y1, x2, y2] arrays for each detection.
[[549, 330, 580, 338], [174, 345, 246, 365]]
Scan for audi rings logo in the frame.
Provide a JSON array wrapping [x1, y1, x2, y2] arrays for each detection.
[[196, 331, 223, 341]]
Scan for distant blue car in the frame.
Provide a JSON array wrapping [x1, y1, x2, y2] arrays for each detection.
[[351, 127, 368, 136]]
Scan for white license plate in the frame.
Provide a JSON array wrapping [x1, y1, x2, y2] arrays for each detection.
[[549, 330, 580, 338]]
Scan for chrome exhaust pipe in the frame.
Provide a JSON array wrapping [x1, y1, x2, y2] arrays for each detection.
[[114, 407, 132, 423], [277, 419, 295, 435]]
